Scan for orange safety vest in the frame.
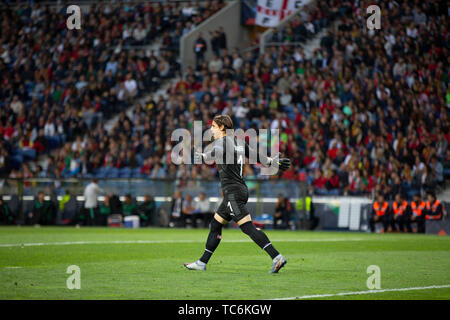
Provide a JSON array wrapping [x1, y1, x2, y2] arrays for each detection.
[[410, 201, 426, 217], [373, 201, 389, 216], [425, 200, 443, 220], [392, 201, 408, 216]]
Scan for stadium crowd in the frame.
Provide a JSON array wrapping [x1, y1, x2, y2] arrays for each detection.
[[0, 0, 224, 178], [0, 0, 449, 229]]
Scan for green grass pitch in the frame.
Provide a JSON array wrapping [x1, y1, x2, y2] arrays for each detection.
[[0, 226, 449, 300]]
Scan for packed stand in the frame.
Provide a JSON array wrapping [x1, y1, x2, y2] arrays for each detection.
[[0, 0, 449, 207], [0, 0, 225, 178]]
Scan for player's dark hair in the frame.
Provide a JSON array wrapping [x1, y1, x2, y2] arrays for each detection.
[[213, 115, 233, 132]]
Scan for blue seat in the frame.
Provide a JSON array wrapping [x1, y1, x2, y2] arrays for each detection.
[[21, 148, 36, 160], [119, 167, 131, 177], [11, 155, 23, 169], [103, 166, 113, 175], [132, 167, 141, 174], [131, 170, 143, 178], [107, 171, 119, 178]]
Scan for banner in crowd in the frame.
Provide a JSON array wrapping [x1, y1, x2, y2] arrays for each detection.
[[242, 0, 312, 27]]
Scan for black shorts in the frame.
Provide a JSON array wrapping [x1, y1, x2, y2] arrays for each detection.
[[216, 186, 249, 222]]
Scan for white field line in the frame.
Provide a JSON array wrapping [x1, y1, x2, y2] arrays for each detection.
[[272, 284, 450, 300], [0, 238, 364, 248]]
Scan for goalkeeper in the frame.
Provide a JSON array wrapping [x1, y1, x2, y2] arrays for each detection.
[[184, 115, 291, 273]]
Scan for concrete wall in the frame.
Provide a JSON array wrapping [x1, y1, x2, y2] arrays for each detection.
[[180, 0, 252, 74]]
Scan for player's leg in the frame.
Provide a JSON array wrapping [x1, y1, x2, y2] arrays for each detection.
[[199, 213, 227, 263], [184, 213, 228, 270], [184, 196, 231, 271], [237, 214, 287, 273], [237, 214, 279, 259]]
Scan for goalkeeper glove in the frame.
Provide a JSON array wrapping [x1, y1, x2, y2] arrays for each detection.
[[267, 153, 291, 172]]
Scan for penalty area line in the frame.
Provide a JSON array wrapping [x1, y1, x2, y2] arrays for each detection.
[[272, 284, 450, 300]]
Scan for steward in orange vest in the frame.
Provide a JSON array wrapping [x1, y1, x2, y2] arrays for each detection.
[[409, 193, 426, 233], [425, 192, 444, 221], [391, 193, 411, 232], [369, 194, 391, 233]]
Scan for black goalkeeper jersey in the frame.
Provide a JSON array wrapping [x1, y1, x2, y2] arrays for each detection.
[[201, 135, 270, 191]]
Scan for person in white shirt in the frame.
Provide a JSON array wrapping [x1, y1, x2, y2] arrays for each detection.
[[133, 23, 147, 45], [124, 73, 137, 98], [208, 55, 223, 73], [10, 95, 23, 114], [83, 179, 104, 226], [194, 192, 212, 227], [44, 119, 56, 136], [232, 52, 243, 70]]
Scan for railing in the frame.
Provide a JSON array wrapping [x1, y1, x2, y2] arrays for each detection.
[[1, 177, 305, 197]]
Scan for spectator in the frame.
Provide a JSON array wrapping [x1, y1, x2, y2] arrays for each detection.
[[193, 33, 207, 70], [138, 194, 156, 226], [182, 194, 196, 228], [425, 192, 444, 221], [217, 27, 227, 54], [369, 193, 391, 233], [26, 191, 55, 226], [296, 185, 319, 230], [169, 190, 183, 228], [209, 54, 223, 73], [274, 194, 291, 229], [58, 189, 72, 224], [122, 194, 138, 216], [210, 30, 220, 57], [430, 156, 444, 187], [194, 192, 212, 227], [0, 197, 14, 225], [133, 23, 148, 45], [83, 179, 104, 226], [124, 73, 138, 99], [391, 193, 411, 233], [98, 195, 112, 226], [10, 95, 24, 114], [409, 193, 427, 233]]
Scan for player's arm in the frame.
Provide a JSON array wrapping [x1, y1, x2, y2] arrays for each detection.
[[244, 141, 271, 166], [244, 141, 291, 171], [195, 141, 224, 163]]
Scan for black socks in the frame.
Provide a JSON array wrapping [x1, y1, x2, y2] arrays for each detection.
[[199, 219, 223, 264], [199, 219, 280, 264], [239, 221, 280, 259]]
